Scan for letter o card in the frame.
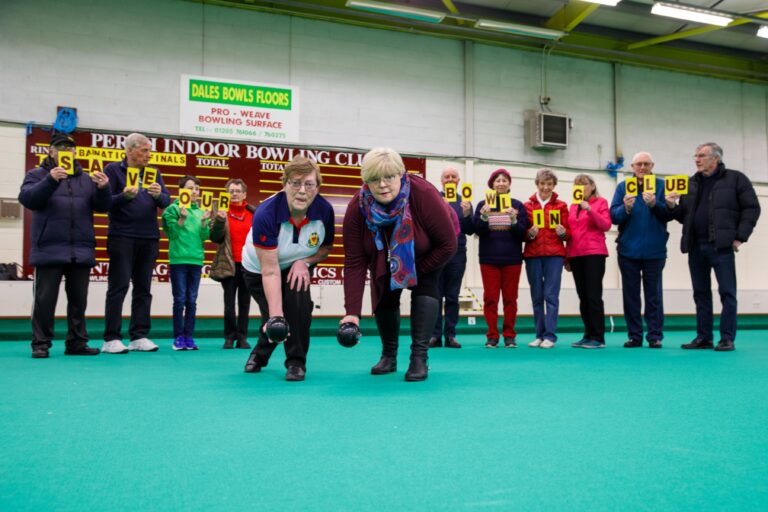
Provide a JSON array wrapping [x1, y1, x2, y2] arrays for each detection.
[[58, 152, 75, 175], [643, 175, 656, 194], [218, 192, 230, 213], [178, 189, 192, 208], [572, 185, 584, 204], [444, 183, 457, 202], [460, 183, 473, 202], [533, 209, 545, 228], [625, 177, 638, 196], [142, 168, 157, 189]]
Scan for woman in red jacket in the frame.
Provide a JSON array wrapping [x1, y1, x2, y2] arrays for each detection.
[[524, 168, 569, 349], [210, 179, 256, 349], [566, 174, 611, 349], [341, 148, 457, 381]]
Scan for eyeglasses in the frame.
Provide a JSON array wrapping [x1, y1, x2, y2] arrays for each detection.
[[632, 161, 653, 167], [287, 180, 318, 192], [366, 175, 399, 186]]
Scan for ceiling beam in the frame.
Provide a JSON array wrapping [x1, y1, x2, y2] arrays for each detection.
[[545, 1, 600, 33], [624, 11, 768, 51]]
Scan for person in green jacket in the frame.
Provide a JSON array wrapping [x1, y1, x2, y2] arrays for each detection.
[[162, 175, 211, 350]]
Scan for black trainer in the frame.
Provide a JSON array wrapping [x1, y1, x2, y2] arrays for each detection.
[[623, 339, 642, 348], [64, 345, 100, 356]]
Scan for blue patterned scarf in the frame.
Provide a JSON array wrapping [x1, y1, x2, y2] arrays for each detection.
[[359, 174, 416, 290]]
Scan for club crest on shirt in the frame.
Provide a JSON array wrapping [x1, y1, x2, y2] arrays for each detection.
[[308, 232, 319, 247]]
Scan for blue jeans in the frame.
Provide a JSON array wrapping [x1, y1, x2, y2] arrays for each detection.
[[525, 256, 564, 342], [618, 255, 665, 342], [688, 242, 737, 342], [433, 250, 467, 339], [170, 264, 202, 338]]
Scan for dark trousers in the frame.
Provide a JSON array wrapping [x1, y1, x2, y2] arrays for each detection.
[[376, 268, 440, 360], [243, 268, 313, 370], [104, 236, 159, 341], [688, 242, 737, 342], [432, 250, 467, 339], [170, 264, 202, 338], [31, 264, 91, 349], [570, 255, 606, 343], [618, 255, 665, 342], [221, 263, 251, 343]]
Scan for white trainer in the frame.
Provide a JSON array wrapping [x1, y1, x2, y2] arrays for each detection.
[[528, 339, 543, 348], [128, 338, 159, 352], [540, 340, 556, 349], [101, 339, 129, 354]]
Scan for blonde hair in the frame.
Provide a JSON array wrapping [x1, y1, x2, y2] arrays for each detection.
[[573, 173, 599, 199], [282, 155, 322, 186], [361, 147, 405, 183]]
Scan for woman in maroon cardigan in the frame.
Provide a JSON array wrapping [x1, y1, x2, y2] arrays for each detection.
[[341, 148, 457, 381]]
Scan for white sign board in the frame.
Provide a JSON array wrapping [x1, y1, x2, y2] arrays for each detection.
[[179, 74, 299, 143]]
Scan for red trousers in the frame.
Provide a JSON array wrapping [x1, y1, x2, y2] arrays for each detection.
[[480, 263, 522, 340]]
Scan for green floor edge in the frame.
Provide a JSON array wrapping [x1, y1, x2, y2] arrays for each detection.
[[2, 314, 767, 341]]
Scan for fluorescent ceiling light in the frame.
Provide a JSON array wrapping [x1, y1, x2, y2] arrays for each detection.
[[345, 0, 445, 23], [651, 2, 733, 27], [758, 25, 768, 39], [474, 19, 565, 40], [582, 0, 622, 6]]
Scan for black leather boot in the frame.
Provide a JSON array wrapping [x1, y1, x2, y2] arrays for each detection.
[[405, 295, 439, 382], [371, 307, 400, 375], [244, 348, 262, 373]]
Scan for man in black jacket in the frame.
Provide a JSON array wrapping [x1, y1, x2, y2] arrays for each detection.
[[19, 132, 112, 358], [666, 142, 761, 351]]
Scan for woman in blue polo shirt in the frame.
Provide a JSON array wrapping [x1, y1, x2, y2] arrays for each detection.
[[241, 156, 335, 381]]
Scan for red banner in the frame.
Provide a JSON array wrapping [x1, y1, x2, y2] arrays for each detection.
[[23, 127, 426, 283]]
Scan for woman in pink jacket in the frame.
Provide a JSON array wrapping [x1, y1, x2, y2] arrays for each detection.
[[566, 174, 611, 349]]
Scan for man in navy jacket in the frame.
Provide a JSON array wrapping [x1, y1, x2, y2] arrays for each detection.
[[429, 167, 474, 349], [19, 132, 112, 358], [102, 133, 170, 354], [666, 142, 761, 351], [610, 152, 674, 349]]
